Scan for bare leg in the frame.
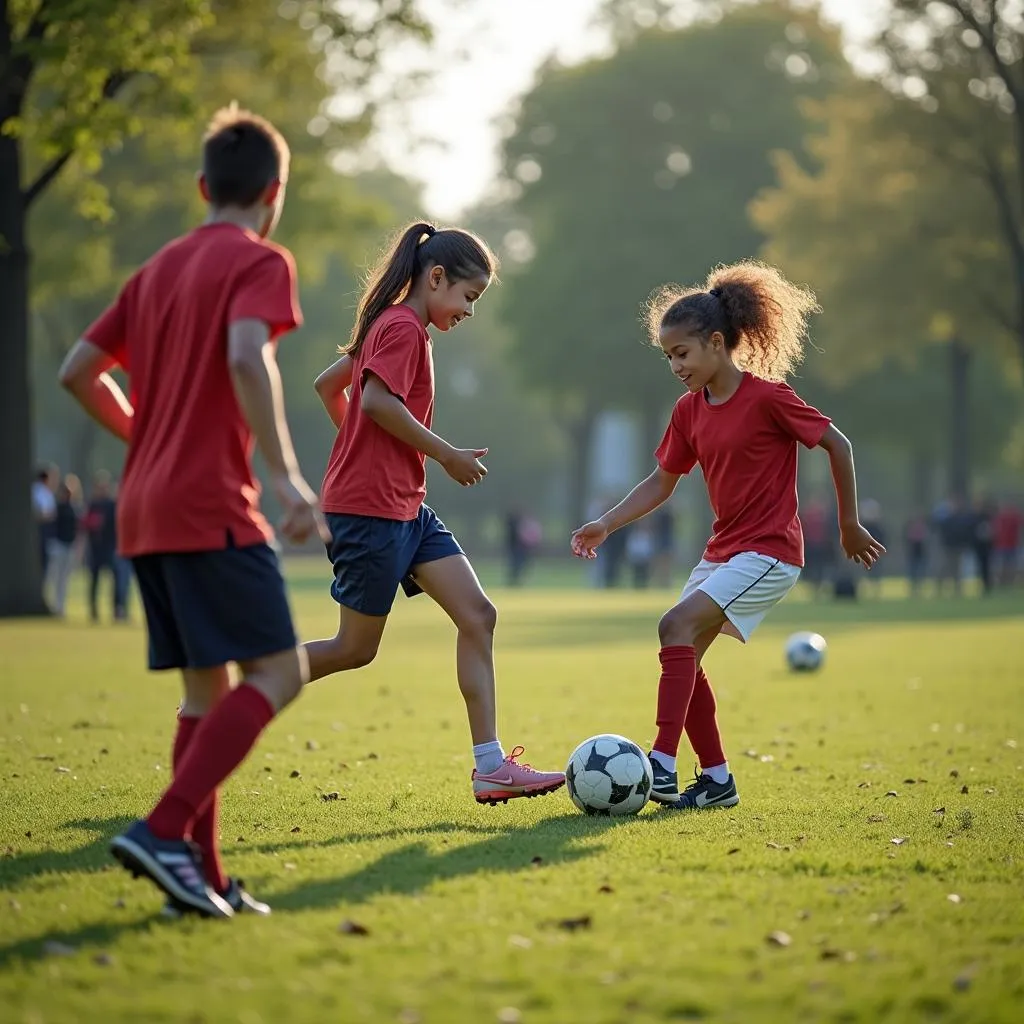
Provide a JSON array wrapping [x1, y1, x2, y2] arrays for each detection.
[[409, 555, 497, 745], [304, 605, 389, 684]]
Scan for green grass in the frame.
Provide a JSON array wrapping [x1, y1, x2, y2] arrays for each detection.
[[1, 568, 1023, 1024]]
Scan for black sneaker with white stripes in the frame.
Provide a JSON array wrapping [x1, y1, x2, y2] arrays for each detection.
[[110, 820, 233, 918], [163, 877, 270, 919], [648, 755, 680, 804], [666, 770, 740, 811]]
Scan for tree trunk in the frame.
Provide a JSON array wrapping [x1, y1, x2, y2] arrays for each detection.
[[948, 338, 971, 502], [909, 445, 932, 511], [0, 130, 48, 616], [565, 407, 596, 532]]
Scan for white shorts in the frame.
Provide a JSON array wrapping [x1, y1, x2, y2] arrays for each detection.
[[681, 551, 800, 643]]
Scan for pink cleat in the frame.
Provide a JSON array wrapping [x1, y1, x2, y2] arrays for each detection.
[[472, 745, 566, 805]]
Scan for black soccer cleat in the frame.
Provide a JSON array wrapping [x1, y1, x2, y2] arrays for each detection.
[[110, 820, 233, 919], [163, 877, 270, 918], [648, 754, 680, 804], [665, 770, 740, 811]]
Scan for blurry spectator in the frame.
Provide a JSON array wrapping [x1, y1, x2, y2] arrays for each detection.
[[46, 474, 83, 616], [934, 496, 973, 596], [505, 509, 542, 587], [993, 499, 1022, 587], [602, 521, 630, 588], [971, 498, 996, 595], [651, 506, 676, 587], [84, 471, 127, 622], [904, 511, 929, 596], [32, 464, 58, 577], [800, 498, 830, 594], [627, 523, 655, 589]]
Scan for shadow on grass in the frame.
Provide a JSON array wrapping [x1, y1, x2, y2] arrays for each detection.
[[0, 816, 135, 892], [268, 812, 641, 913], [0, 914, 164, 970]]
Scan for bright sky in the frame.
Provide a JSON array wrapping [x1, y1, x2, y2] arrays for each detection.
[[372, 0, 888, 220]]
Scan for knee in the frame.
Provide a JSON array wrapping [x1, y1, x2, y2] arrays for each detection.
[[459, 598, 497, 640], [328, 633, 380, 672], [658, 606, 698, 647]]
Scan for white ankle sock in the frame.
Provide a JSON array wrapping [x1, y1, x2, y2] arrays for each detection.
[[650, 750, 677, 774], [473, 740, 505, 774], [704, 762, 730, 784]]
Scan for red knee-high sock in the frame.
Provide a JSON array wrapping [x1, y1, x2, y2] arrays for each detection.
[[148, 684, 274, 840], [684, 667, 726, 768], [653, 644, 697, 758], [171, 714, 227, 893]]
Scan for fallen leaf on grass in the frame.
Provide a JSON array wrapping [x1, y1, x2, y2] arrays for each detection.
[[947, 894, 962, 904], [321, 792, 344, 802], [984, 787, 996, 795], [727, 848, 741, 855], [867, 815, 886, 823], [305, 740, 319, 751], [885, 791, 898, 798], [744, 749, 758, 758], [891, 837, 908, 846], [367, 752, 379, 760], [93, 953, 113, 966], [857, 782, 871, 789], [55, 767, 71, 774], [961, 784, 969, 794], [765, 842, 791, 851], [766, 931, 791, 947], [34, 755, 55, 761], [289, 770, 301, 779], [497, 1010, 522, 1024], [903, 778, 918, 784], [290, 826, 301, 833], [949, 769, 959, 778], [530, 856, 544, 866], [933, 807, 946, 815], [339, 919, 369, 936], [598, 884, 614, 892], [508, 934, 532, 949], [236, 836, 245, 842], [283, 862, 296, 871], [557, 915, 592, 931]]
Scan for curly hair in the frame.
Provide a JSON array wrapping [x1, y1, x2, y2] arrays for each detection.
[[644, 260, 819, 382]]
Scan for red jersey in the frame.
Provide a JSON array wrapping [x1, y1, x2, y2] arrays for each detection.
[[655, 374, 831, 567], [321, 305, 433, 521], [85, 222, 302, 557]]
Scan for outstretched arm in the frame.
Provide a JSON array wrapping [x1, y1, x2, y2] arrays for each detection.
[[58, 341, 133, 443], [818, 424, 885, 568], [313, 355, 354, 429], [571, 466, 679, 559]]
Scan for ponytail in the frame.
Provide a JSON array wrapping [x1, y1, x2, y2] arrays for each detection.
[[645, 260, 819, 382], [346, 221, 497, 356]]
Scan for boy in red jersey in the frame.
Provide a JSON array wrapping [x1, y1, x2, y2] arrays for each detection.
[[59, 105, 324, 918], [572, 261, 884, 811]]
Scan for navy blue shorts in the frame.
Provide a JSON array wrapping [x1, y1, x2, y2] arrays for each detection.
[[132, 543, 297, 671], [325, 505, 463, 616]]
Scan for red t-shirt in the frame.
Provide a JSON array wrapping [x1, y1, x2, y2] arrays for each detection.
[[655, 373, 831, 567], [993, 506, 1022, 551], [321, 305, 433, 521], [85, 222, 302, 557]]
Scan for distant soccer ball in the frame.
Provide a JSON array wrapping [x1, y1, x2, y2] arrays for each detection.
[[565, 734, 653, 816], [785, 631, 827, 672]]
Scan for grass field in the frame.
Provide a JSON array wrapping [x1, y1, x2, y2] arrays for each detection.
[[1, 563, 1023, 1024]]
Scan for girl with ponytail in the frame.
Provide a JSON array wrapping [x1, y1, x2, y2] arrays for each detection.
[[572, 260, 884, 813], [307, 222, 565, 805]]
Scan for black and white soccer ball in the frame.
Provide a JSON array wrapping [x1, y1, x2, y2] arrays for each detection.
[[565, 734, 653, 816], [785, 631, 827, 672]]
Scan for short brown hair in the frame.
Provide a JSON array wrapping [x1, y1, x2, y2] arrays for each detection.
[[202, 103, 290, 208]]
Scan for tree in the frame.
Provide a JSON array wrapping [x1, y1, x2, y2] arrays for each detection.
[[0, 0, 429, 616], [493, 1, 847, 523], [752, 77, 1018, 497], [881, 0, 1024, 372]]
